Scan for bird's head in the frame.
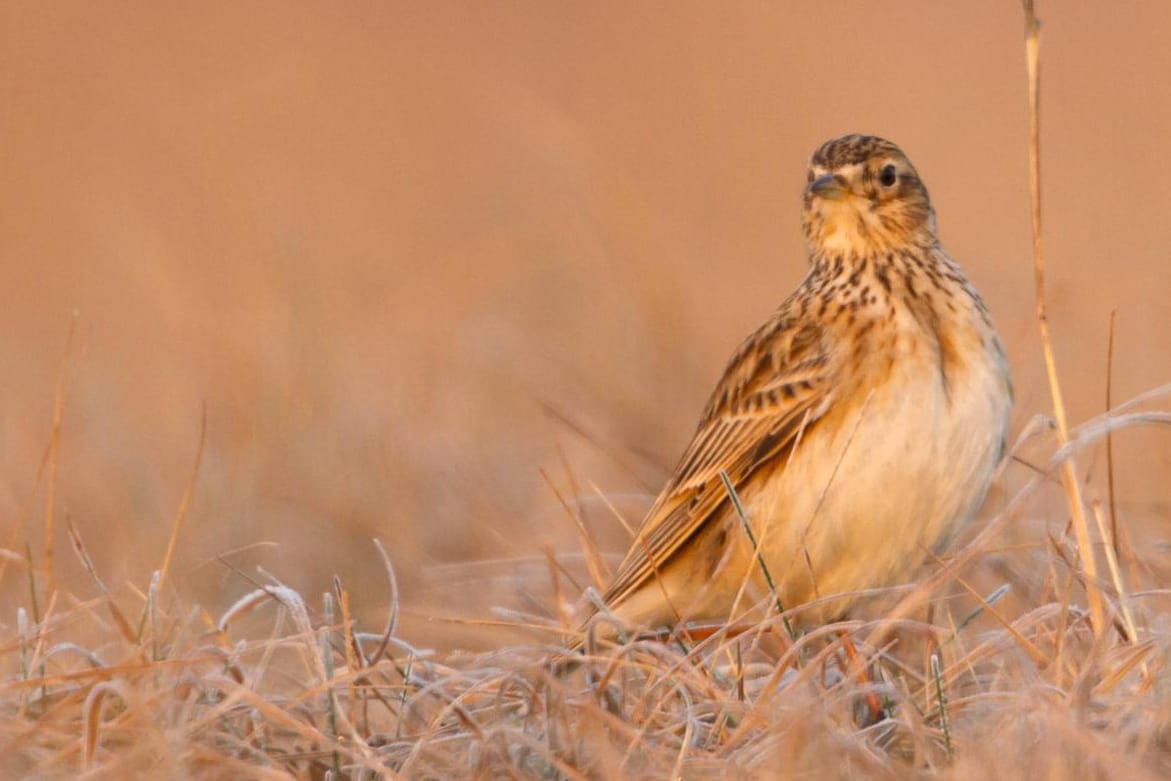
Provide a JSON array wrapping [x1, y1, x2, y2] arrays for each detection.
[[801, 134, 937, 257]]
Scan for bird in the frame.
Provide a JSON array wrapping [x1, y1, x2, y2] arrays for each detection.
[[577, 134, 1012, 647]]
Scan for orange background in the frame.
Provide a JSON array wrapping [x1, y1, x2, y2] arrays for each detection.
[[2, 3, 1168, 640]]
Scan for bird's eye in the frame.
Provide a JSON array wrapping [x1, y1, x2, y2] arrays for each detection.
[[879, 164, 898, 187]]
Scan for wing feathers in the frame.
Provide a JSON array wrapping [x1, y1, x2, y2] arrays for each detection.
[[599, 314, 832, 609]]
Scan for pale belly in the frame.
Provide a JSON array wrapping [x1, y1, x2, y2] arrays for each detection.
[[602, 299, 1012, 636], [718, 340, 1009, 624]]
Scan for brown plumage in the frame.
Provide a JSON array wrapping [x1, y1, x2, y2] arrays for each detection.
[[578, 134, 1012, 643]]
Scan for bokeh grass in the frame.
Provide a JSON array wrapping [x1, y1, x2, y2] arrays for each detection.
[[3, 2, 1171, 779]]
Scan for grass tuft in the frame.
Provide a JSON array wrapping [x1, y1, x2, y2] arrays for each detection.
[[3, 4, 1170, 780]]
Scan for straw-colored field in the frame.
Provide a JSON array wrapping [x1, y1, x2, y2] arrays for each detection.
[[3, 3, 1170, 778]]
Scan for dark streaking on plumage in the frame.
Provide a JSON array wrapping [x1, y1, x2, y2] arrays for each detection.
[[576, 133, 1012, 646]]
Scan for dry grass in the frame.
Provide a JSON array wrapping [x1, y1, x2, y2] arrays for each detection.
[[4, 385, 1171, 780], [5, 3, 1171, 780]]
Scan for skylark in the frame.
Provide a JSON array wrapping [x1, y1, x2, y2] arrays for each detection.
[[581, 134, 1012, 643]]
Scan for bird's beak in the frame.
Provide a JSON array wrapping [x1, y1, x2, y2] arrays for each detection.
[[810, 174, 849, 201]]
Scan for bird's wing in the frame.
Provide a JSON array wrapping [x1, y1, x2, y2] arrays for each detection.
[[601, 314, 836, 609]]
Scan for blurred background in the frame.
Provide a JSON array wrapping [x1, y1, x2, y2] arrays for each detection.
[[2, 3, 1168, 645]]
